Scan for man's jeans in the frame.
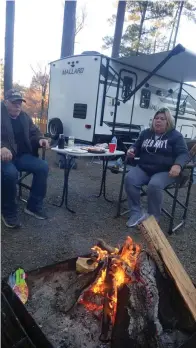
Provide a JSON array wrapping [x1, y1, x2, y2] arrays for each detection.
[[124, 165, 175, 221], [1, 154, 49, 216]]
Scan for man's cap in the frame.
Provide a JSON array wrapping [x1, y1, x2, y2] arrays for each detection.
[[5, 89, 26, 102]]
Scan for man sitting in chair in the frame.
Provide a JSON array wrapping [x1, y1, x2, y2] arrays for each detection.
[[1, 89, 50, 228], [125, 107, 189, 228]]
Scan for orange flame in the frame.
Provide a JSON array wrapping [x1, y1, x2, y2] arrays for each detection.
[[91, 268, 106, 295], [80, 237, 140, 325]]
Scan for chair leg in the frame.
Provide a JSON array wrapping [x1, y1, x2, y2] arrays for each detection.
[[18, 184, 28, 203], [182, 172, 193, 220], [18, 172, 23, 200], [18, 172, 30, 203], [168, 182, 180, 235], [18, 183, 22, 200], [116, 159, 127, 217]]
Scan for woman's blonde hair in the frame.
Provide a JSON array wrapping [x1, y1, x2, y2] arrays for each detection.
[[151, 107, 175, 132]]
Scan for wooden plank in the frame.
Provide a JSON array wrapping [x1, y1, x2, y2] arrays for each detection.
[[141, 215, 196, 321]]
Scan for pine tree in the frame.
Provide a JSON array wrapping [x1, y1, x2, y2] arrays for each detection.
[[102, 1, 196, 56]]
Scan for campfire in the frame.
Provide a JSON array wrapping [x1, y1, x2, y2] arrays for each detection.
[[23, 216, 196, 348], [77, 237, 140, 342]]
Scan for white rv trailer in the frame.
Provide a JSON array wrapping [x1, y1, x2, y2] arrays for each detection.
[[48, 45, 196, 146]]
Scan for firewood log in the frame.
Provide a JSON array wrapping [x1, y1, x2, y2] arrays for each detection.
[[141, 215, 196, 321], [97, 239, 117, 254], [139, 223, 166, 277], [76, 257, 98, 274]]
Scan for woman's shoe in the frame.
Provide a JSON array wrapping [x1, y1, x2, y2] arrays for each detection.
[[126, 213, 146, 228]]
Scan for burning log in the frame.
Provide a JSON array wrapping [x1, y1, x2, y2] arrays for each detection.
[[56, 263, 102, 313], [96, 239, 117, 254], [140, 215, 196, 322], [100, 258, 117, 343], [112, 252, 193, 348], [78, 236, 141, 343]]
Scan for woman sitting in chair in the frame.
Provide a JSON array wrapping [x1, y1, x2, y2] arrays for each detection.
[[125, 107, 189, 227]]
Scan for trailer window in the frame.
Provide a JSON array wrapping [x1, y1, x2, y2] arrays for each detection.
[[73, 103, 87, 119], [140, 88, 151, 109], [121, 76, 133, 99]]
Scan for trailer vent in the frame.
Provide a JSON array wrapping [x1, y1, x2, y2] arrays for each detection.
[[73, 103, 87, 119]]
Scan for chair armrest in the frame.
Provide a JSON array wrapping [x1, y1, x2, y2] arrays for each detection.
[[185, 162, 196, 169], [41, 146, 46, 160]]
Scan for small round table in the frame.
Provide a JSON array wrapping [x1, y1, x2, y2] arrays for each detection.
[[51, 147, 125, 213]]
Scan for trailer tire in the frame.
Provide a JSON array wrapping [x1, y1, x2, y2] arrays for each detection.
[[48, 118, 63, 140]]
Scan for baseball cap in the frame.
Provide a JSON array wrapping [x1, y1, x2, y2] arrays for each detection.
[[5, 89, 26, 102]]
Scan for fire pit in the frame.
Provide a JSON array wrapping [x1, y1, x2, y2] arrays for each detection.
[[2, 217, 196, 348]]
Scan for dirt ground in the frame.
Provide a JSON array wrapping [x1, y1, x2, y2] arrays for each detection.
[[2, 150, 196, 284]]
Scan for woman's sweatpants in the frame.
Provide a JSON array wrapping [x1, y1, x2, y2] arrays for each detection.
[[124, 165, 175, 221]]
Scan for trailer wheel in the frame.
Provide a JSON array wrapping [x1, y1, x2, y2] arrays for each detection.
[[48, 118, 63, 140]]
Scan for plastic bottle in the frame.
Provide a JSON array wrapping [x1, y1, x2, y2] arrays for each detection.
[[115, 157, 123, 168], [111, 136, 117, 145]]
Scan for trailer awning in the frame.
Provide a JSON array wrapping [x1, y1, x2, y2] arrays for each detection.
[[117, 45, 196, 83]]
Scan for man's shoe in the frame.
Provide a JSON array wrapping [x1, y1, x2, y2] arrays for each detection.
[[1, 214, 21, 229], [24, 208, 48, 220], [126, 213, 146, 228]]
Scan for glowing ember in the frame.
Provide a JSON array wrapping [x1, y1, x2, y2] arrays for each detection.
[[79, 298, 103, 313], [79, 237, 141, 327]]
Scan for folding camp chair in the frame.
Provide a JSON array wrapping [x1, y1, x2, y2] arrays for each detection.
[[115, 141, 196, 235]]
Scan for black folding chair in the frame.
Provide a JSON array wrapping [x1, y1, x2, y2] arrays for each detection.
[[115, 142, 196, 235], [18, 147, 46, 203]]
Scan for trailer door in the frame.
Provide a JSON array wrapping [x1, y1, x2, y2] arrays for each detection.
[[103, 68, 137, 126], [106, 69, 137, 129]]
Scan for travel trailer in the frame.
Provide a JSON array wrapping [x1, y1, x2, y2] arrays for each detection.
[[48, 44, 196, 146]]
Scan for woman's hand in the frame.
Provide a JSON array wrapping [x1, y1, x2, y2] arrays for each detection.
[[169, 164, 181, 177], [127, 147, 135, 158]]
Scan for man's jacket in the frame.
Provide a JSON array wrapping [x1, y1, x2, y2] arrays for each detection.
[[1, 102, 42, 156]]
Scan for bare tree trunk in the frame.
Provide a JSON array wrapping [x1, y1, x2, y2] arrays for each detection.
[[40, 85, 46, 119], [167, 4, 179, 51], [4, 0, 15, 94], [153, 38, 157, 53], [136, 1, 148, 55], [112, 0, 126, 58], [172, 1, 184, 48], [61, 0, 77, 58]]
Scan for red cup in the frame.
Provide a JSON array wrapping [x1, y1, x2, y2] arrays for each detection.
[[109, 143, 117, 153]]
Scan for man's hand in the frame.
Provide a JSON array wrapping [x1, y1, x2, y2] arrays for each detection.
[[127, 147, 135, 158], [39, 139, 50, 149], [169, 164, 181, 177], [0, 147, 12, 161]]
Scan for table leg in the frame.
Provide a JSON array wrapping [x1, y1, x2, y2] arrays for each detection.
[[97, 158, 106, 197], [53, 155, 76, 213], [96, 158, 113, 203]]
